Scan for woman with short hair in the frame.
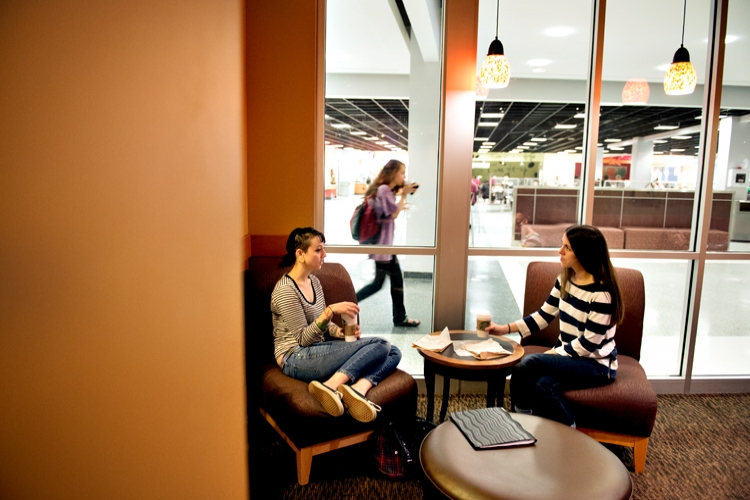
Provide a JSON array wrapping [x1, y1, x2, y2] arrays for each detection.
[[271, 227, 402, 423]]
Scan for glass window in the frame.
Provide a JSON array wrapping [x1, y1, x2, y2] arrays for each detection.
[[466, 256, 688, 377], [470, 0, 593, 249], [611, 259, 689, 377], [324, 0, 443, 248], [325, 253, 435, 376], [598, 0, 712, 251], [712, 0, 750, 252], [464, 256, 559, 343], [692, 261, 750, 376]]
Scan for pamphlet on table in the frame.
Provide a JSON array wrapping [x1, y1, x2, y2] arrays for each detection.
[[412, 326, 452, 352]]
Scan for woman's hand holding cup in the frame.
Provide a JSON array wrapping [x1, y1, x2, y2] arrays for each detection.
[[484, 321, 507, 335], [334, 302, 360, 342], [476, 313, 492, 338], [330, 302, 359, 317]]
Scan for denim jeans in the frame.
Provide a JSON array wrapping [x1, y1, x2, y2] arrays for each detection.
[[281, 337, 401, 387], [510, 353, 614, 426], [356, 256, 407, 324]]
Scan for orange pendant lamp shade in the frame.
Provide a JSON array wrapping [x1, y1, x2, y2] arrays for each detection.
[[664, 0, 696, 96], [480, 38, 510, 89], [622, 79, 650, 104], [664, 46, 697, 95], [480, 0, 510, 89]]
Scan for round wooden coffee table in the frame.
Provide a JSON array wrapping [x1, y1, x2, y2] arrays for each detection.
[[417, 330, 523, 422], [420, 413, 632, 500]]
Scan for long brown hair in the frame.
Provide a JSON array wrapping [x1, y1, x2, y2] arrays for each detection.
[[365, 159, 405, 197], [560, 225, 625, 326]]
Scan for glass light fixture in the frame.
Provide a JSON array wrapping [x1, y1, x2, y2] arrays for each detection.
[[664, 0, 697, 95], [622, 79, 650, 104], [479, 0, 510, 89]]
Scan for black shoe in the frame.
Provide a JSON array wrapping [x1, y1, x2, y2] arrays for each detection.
[[394, 318, 420, 327]]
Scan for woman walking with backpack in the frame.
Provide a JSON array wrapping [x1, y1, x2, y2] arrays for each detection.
[[356, 159, 420, 327]]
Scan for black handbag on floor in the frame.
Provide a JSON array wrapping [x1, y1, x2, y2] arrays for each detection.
[[374, 418, 437, 479]]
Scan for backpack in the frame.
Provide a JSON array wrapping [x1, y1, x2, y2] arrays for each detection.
[[373, 417, 437, 480], [350, 195, 381, 244]]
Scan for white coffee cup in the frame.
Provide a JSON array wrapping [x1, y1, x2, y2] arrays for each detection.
[[341, 313, 358, 342], [476, 313, 492, 338]]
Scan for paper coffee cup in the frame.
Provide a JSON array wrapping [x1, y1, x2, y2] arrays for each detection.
[[341, 313, 358, 342], [476, 313, 492, 338]]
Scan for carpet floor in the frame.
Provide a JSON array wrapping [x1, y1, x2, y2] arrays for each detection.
[[250, 393, 750, 500]]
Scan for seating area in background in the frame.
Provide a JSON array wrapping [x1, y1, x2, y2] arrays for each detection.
[[515, 187, 732, 251], [244, 257, 417, 485], [519, 261, 658, 473]]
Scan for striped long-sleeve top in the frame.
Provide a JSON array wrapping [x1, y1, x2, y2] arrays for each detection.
[[513, 277, 618, 371], [271, 274, 342, 360]]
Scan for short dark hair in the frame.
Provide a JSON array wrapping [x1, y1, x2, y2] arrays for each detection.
[[279, 227, 325, 268]]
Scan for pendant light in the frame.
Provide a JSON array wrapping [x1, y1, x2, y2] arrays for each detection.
[[664, 0, 697, 95], [479, 0, 510, 89], [622, 79, 650, 104]]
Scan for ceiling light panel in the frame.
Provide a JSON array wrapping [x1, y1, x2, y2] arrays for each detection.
[[555, 124, 576, 129], [331, 123, 351, 129], [478, 122, 499, 127], [654, 125, 679, 130], [544, 27, 575, 37], [527, 59, 551, 67], [481, 113, 504, 118]]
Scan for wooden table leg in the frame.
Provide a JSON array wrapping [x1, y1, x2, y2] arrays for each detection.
[[439, 375, 451, 422], [424, 360, 436, 422]]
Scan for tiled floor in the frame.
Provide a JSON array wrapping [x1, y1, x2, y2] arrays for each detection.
[[324, 195, 750, 378]]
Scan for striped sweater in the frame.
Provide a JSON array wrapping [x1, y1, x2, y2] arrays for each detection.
[[271, 274, 341, 360], [514, 277, 618, 371]]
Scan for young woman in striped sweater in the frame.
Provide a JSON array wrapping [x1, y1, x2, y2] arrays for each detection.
[[271, 227, 402, 423], [485, 225, 624, 427]]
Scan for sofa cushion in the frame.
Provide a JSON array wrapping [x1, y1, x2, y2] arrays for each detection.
[[623, 227, 690, 250], [623, 227, 729, 251], [526, 224, 624, 249], [261, 365, 417, 448], [521, 346, 657, 437]]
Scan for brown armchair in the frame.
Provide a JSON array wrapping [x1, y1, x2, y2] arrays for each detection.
[[244, 257, 417, 485], [519, 261, 658, 473]]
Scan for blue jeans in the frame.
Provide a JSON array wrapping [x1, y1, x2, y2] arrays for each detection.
[[510, 353, 614, 426], [282, 337, 401, 387]]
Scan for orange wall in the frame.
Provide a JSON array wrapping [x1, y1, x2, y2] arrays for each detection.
[[0, 1, 249, 498], [246, 0, 319, 237]]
